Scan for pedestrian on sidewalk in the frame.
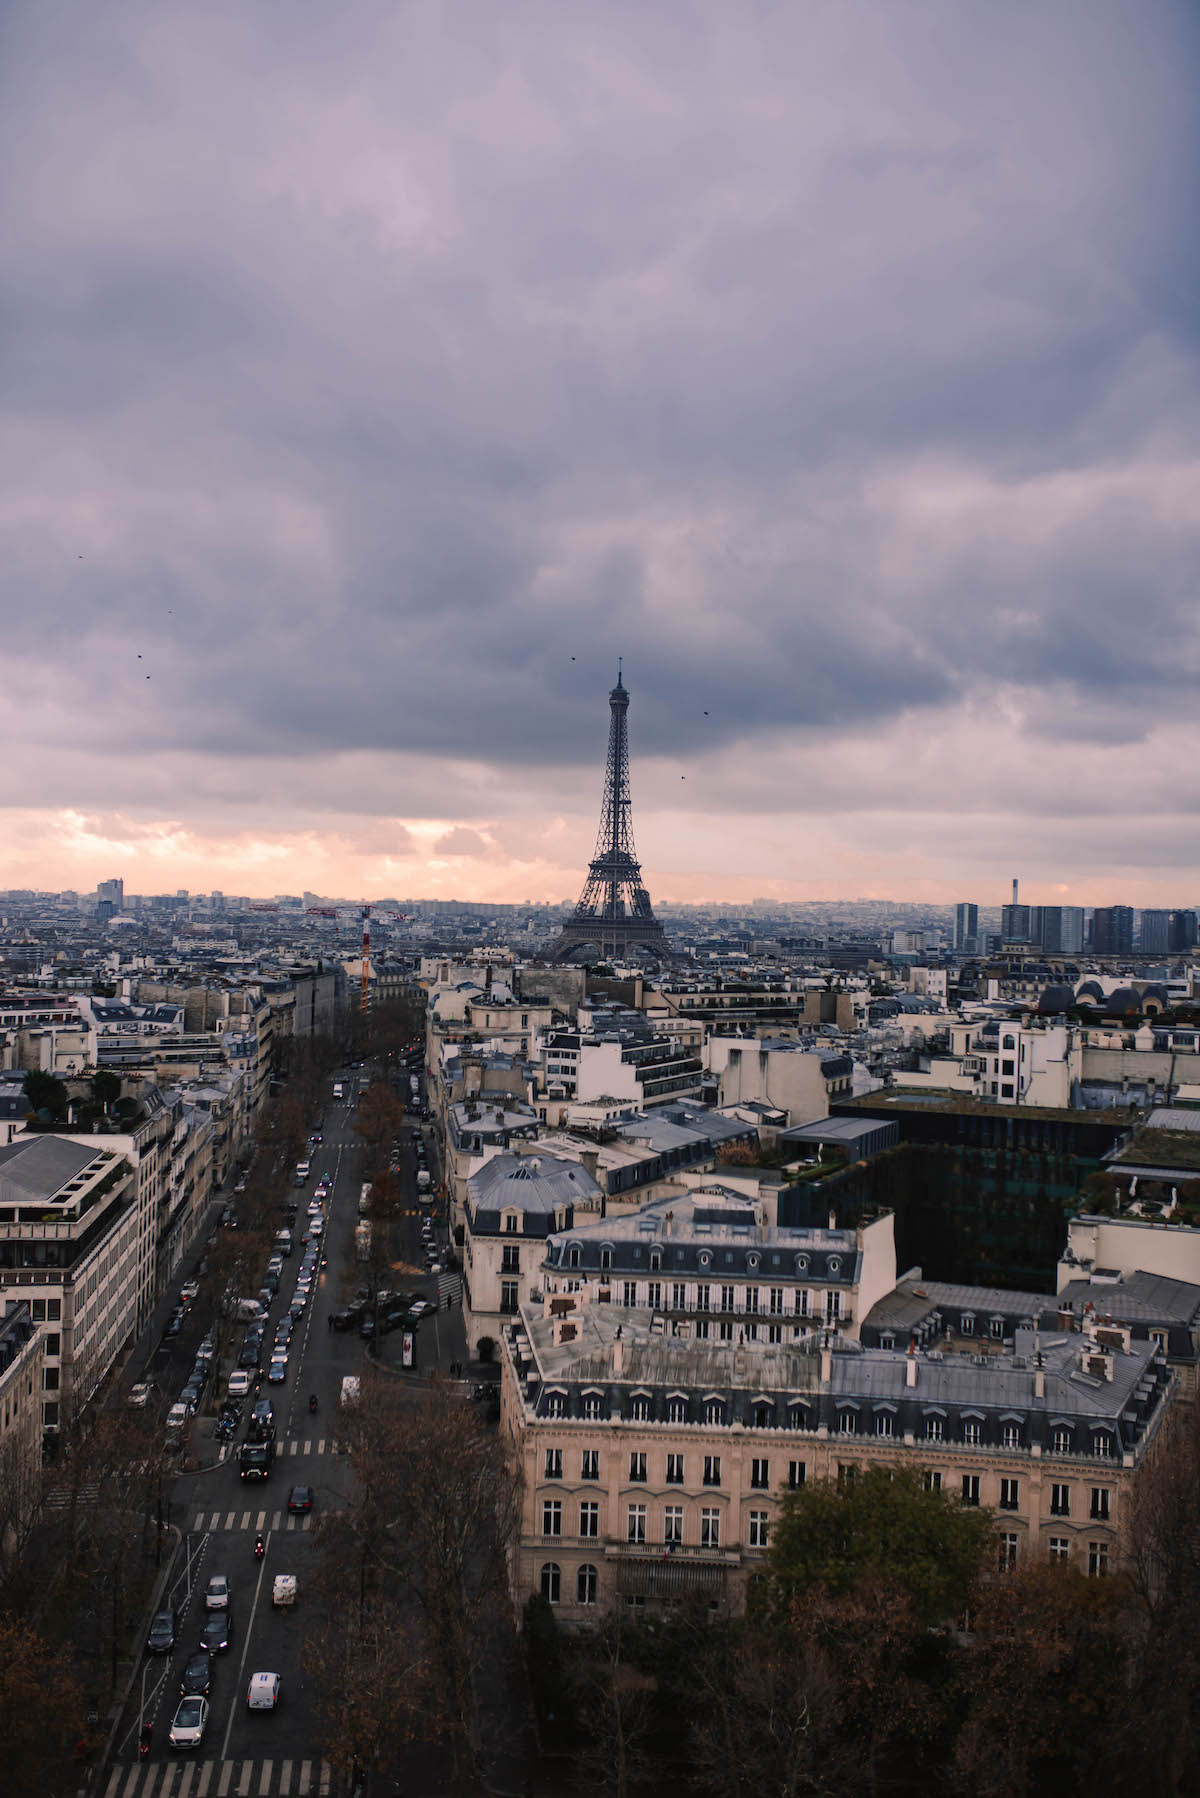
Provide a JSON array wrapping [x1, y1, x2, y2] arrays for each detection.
[[327, 1313, 333, 1333]]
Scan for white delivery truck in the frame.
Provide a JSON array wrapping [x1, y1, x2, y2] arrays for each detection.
[[332, 1081, 345, 1100], [417, 1168, 432, 1193], [355, 1221, 372, 1262]]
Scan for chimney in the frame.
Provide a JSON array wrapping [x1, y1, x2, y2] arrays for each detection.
[[613, 1335, 625, 1376], [580, 1149, 599, 1183], [906, 1337, 918, 1387], [819, 1334, 832, 1388], [1034, 1352, 1045, 1400], [1012, 877, 1019, 906], [828, 1208, 837, 1231]]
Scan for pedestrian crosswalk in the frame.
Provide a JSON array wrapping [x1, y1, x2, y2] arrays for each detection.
[[103, 1756, 331, 1797], [217, 1438, 333, 1466], [192, 1510, 313, 1534]]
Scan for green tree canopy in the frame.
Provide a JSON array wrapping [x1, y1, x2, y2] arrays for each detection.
[[90, 1069, 121, 1111], [767, 1464, 992, 1628], [22, 1070, 69, 1121]]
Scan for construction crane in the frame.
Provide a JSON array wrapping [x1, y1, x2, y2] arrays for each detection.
[[360, 902, 371, 1021]]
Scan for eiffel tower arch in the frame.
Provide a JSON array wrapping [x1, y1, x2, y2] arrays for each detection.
[[549, 668, 670, 964]]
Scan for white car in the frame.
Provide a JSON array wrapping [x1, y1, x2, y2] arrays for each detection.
[[169, 1695, 210, 1751], [127, 1382, 152, 1408], [227, 1370, 254, 1399], [204, 1574, 230, 1611], [247, 1671, 281, 1711]]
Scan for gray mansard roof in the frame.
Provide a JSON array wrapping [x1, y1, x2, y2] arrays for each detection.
[[467, 1152, 602, 1236], [544, 1188, 863, 1285], [507, 1304, 1170, 1456], [0, 1135, 99, 1203]]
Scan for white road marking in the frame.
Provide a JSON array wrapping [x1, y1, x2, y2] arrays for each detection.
[[318, 1764, 331, 1794], [297, 1763, 312, 1795], [302, 1441, 311, 1456], [237, 1763, 253, 1796], [178, 1764, 196, 1797], [197, 1763, 213, 1797], [256, 1512, 266, 1530], [258, 1762, 273, 1794], [278, 1761, 292, 1795]]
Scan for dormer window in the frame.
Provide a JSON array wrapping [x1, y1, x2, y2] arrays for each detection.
[[600, 1248, 612, 1272], [795, 1254, 809, 1273], [504, 1212, 520, 1235], [827, 1256, 840, 1277], [698, 1252, 711, 1270], [649, 1250, 661, 1272], [568, 1245, 581, 1269], [747, 1253, 759, 1272]]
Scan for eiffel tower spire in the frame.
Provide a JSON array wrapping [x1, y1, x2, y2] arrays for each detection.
[[551, 667, 669, 962]]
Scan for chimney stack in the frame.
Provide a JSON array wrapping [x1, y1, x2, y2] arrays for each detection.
[[1034, 1351, 1045, 1400], [819, 1333, 832, 1388], [1013, 877, 1020, 906], [906, 1337, 918, 1387], [613, 1333, 625, 1376]]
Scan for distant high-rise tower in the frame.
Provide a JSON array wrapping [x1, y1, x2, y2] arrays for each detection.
[[1091, 905, 1134, 956], [954, 902, 979, 954], [550, 668, 669, 963]]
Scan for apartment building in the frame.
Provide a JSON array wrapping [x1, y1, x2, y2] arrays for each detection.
[[462, 1153, 601, 1356], [0, 1136, 138, 1430], [540, 1189, 898, 1345], [501, 1300, 1172, 1623], [710, 1036, 852, 1125], [0, 1300, 45, 1550]]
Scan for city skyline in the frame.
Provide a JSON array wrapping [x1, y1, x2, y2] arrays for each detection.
[[3, 4, 1198, 903]]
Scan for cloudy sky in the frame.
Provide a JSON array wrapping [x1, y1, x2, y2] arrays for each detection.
[[3, 1, 1198, 908]]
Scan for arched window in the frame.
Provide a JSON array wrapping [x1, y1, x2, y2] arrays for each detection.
[[650, 1249, 661, 1271], [1002, 1034, 1016, 1051], [540, 1563, 561, 1604], [577, 1563, 598, 1606], [600, 1247, 612, 1272]]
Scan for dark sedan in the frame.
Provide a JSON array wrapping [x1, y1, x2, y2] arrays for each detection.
[[287, 1485, 313, 1514], [200, 1612, 231, 1654], [180, 1652, 211, 1697]]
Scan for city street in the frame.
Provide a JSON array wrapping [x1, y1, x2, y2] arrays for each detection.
[[107, 1062, 465, 1797]]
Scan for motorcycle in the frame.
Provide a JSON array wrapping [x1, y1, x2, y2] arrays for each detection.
[[254, 1534, 265, 1562], [139, 1723, 153, 1760], [308, 1393, 318, 1414]]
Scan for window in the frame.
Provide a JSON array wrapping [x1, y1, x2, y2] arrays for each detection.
[[663, 1505, 683, 1545], [44, 1333, 60, 1357], [700, 1507, 721, 1548], [544, 1448, 562, 1480], [768, 1323, 782, 1344], [926, 1416, 944, 1442], [540, 1563, 560, 1603], [650, 1250, 661, 1272], [627, 1504, 646, 1544], [788, 1461, 806, 1489], [501, 1244, 520, 1273], [631, 1396, 650, 1422], [750, 1457, 769, 1490], [1051, 1427, 1072, 1455], [999, 1478, 1020, 1511], [500, 1281, 519, 1314], [960, 1314, 975, 1335], [668, 1398, 687, 1424], [769, 1287, 784, 1315], [583, 1393, 602, 1421], [43, 1367, 59, 1391], [546, 1394, 564, 1418], [1002, 1059, 1015, 1076], [826, 1291, 842, 1321], [1002, 1034, 1016, 1051], [629, 1452, 647, 1483], [666, 1453, 684, 1485], [1087, 1540, 1109, 1578], [1049, 1536, 1070, 1564], [579, 1501, 599, 1538], [577, 1564, 598, 1605], [1001, 1083, 1014, 1099], [748, 1510, 770, 1549], [703, 1455, 722, 1487], [923, 1471, 942, 1493], [962, 1420, 981, 1447], [827, 1257, 841, 1276], [600, 1248, 612, 1272], [838, 1410, 857, 1435], [672, 1283, 687, 1309], [1090, 1488, 1111, 1522], [745, 1287, 759, 1314], [581, 1450, 599, 1481], [1002, 1423, 1021, 1450], [504, 1214, 519, 1234], [997, 1532, 1019, 1573], [875, 1412, 894, 1438], [542, 1500, 562, 1537], [647, 1283, 662, 1310], [703, 1399, 723, 1425], [720, 1285, 735, 1313], [962, 1475, 980, 1507], [719, 1319, 734, 1342], [1051, 1483, 1070, 1517], [623, 1282, 637, 1307], [696, 1284, 710, 1312], [1093, 1434, 1112, 1459], [990, 1318, 1004, 1340]]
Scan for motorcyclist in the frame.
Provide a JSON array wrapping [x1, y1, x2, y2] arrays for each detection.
[[254, 1532, 265, 1560], [139, 1722, 153, 1759], [309, 1392, 318, 1413]]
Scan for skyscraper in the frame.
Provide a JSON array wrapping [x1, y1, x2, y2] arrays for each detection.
[[954, 902, 979, 954], [1091, 905, 1134, 956]]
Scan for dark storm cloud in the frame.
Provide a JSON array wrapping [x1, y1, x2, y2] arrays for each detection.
[[2, 0, 1199, 850]]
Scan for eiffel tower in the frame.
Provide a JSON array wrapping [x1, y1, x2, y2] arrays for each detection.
[[550, 666, 670, 963]]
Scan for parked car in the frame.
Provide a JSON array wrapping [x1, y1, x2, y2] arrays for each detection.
[[169, 1695, 210, 1751], [163, 1311, 184, 1340], [180, 1279, 200, 1303], [127, 1382, 153, 1409], [147, 1608, 177, 1654]]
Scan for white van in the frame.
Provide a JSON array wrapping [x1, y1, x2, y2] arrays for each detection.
[[416, 1169, 431, 1192], [340, 1375, 360, 1408], [274, 1229, 293, 1257], [166, 1402, 192, 1436]]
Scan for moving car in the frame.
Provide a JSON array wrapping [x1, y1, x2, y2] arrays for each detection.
[[204, 1574, 230, 1612], [247, 1671, 281, 1711], [147, 1608, 177, 1654], [272, 1573, 298, 1608], [287, 1484, 313, 1514], [180, 1278, 200, 1302], [267, 1356, 288, 1384], [200, 1612, 231, 1654], [180, 1652, 211, 1697], [169, 1695, 210, 1751], [227, 1370, 253, 1399]]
